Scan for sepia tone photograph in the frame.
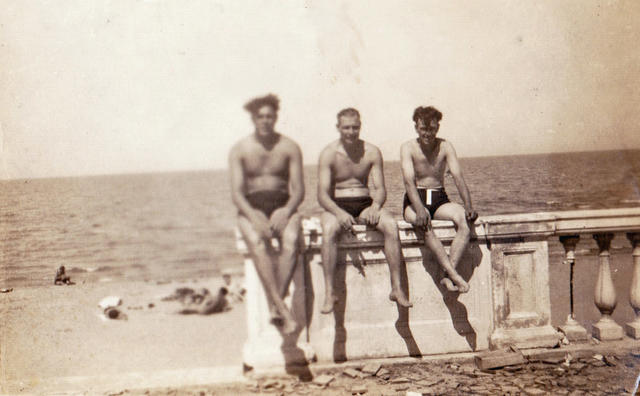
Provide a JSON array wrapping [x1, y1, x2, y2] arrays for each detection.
[[1, 1, 640, 394]]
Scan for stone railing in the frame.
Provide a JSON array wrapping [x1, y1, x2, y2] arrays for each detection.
[[236, 207, 640, 370]]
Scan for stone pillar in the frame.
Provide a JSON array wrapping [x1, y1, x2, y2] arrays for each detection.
[[592, 233, 624, 340], [558, 235, 589, 341], [488, 239, 562, 349], [237, 232, 315, 370], [625, 233, 640, 339]]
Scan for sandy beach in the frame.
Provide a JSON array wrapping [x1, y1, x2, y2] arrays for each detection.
[[0, 277, 246, 394]]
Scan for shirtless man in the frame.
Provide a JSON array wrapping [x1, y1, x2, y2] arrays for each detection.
[[229, 94, 304, 334], [318, 108, 412, 314], [401, 106, 477, 293]]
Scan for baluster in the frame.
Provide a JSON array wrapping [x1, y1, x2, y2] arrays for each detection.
[[592, 233, 623, 340], [558, 235, 588, 341], [625, 233, 640, 338]]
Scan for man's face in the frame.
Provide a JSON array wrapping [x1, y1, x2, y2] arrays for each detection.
[[415, 118, 439, 145], [252, 105, 277, 136], [337, 115, 361, 145]]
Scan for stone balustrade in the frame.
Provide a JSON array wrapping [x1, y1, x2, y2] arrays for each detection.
[[236, 207, 640, 370]]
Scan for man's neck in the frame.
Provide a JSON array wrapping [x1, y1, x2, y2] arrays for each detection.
[[340, 139, 364, 161], [254, 131, 279, 148]]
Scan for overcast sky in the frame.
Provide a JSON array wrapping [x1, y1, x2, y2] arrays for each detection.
[[1, 0, 639, 179]]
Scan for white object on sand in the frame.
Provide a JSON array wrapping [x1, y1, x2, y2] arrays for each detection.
[[98, 296, 122, 310]]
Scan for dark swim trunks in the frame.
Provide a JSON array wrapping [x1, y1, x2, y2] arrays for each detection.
[[246, 190, 289, 217], [335, 196, 374, 218], [403, 187, 450, 217]]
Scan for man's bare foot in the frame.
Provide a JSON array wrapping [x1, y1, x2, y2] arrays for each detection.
[[281, 317, 298, 335], [269, 305, 283, 325], [389, 291, 413, 308], [440, 277, 459, 292], [321, 295, 338, 314], [442, 274, 470, 293]]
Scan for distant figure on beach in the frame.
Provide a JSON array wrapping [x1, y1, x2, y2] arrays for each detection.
[[54, 265, 73, 285], [317, 108, 412, 314], [401, 106, 477, 293], [222, 271, 246, 304], [229, 94, 304, 334]]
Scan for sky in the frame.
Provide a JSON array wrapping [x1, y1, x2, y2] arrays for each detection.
[[1, 0, 639, 179]]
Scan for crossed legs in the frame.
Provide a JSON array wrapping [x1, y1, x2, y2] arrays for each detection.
[[320, 209, 412, 314], [237, 213, 301, 334], [404, 203, 470, 293]]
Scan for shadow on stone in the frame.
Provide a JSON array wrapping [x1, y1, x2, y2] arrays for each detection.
[[395, 256, 423, 357], [420, 235, 483, 351]]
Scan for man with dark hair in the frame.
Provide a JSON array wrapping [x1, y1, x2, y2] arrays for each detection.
[[401, 106, 477, 293], [317, 107, 412, 314], [229, 94, 304, 334]]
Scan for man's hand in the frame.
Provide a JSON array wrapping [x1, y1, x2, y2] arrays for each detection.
[[360, 206, 381, 226], [413, 206, 430, 229], [336, 210, 356, 232], [465, 207, 478, 222], [269, 207, 291, 236], [250, 211, 273, 239]]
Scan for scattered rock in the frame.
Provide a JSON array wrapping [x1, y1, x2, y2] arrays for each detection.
[[523, 387, 546, 396], [361, 362, 381, 375], [475, 350, 526, 370], [504, 365, 523, 372], [501, 385, 520, 394], [590, 337, 600, 345], [312, 374, 334, 387], [593, 353, 604, 361], [393, 385, 410, 391], [0, 288, 13, 293], [604, 355, 617, 366], [375, 368, 390, 380], [350, 384, 367, 394], [343, 368, 361, 378], [630, 350, 640, 358], [571, 362, 586, 371], [148, 303, 155, 309], [389, 377, 410, 384]]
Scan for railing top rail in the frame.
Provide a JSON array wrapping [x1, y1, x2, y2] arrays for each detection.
[[236, 208, 640, 252]]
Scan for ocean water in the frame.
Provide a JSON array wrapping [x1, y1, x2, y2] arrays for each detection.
[[2, 149, 639, 288]]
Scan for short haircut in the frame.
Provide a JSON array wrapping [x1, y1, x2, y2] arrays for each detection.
[[336, 107, 360, 122], [244, 94, 280, 115], [412, 106, 443, 124]]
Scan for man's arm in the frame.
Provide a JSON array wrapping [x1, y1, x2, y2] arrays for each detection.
[[229, 144, 271, 237], [359, 146, 385, 225], [317, 147, 356, 229], [444, 141, 477, 220], [367, 146, 386, 209], [284, 142, 305, 215], [269, 141, 304, 234], [400, 142, 429, 227]]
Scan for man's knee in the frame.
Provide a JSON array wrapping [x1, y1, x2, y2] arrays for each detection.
[[378, 213, 399, 236], [321, 214, 341, 241]]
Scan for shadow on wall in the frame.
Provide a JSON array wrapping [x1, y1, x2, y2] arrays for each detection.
[[419, 239, 483, 351]]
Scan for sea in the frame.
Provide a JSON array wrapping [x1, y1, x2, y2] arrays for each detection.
[[2, 150, 639, 290]]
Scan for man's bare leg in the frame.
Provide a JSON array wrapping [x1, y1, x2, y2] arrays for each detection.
[[434, 203, 471, 290], [376, 210, 412, 307], [404, 206, 469, 293], [277, 214, 302, 299], [238, 216, 297, 334], [320, 212, 340, 314]]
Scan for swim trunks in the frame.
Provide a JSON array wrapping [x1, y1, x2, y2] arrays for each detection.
[[403, 187, 450, 217], [246, 190, 290, 217], [335, 196, 374, 218]]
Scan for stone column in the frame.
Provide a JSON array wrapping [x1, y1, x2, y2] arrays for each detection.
[[558, 235, 588, 341], [625, 233, 640, 339], [592, 233, 623, 340]]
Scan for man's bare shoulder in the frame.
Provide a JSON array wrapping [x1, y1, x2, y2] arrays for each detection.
[[230, 135, 255, 156], [363, 141, 383, 159], [319, 139, 340, 157], [277, 134, 302, 153]]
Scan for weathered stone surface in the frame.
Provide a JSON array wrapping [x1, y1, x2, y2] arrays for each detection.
[[475, 350, 526, 370], [312, 374, 334, 386], [343, 368, 361, 378], [361, 362, 381, 375], [350, 384, 367, 394], [523, 388, 547, 396]]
